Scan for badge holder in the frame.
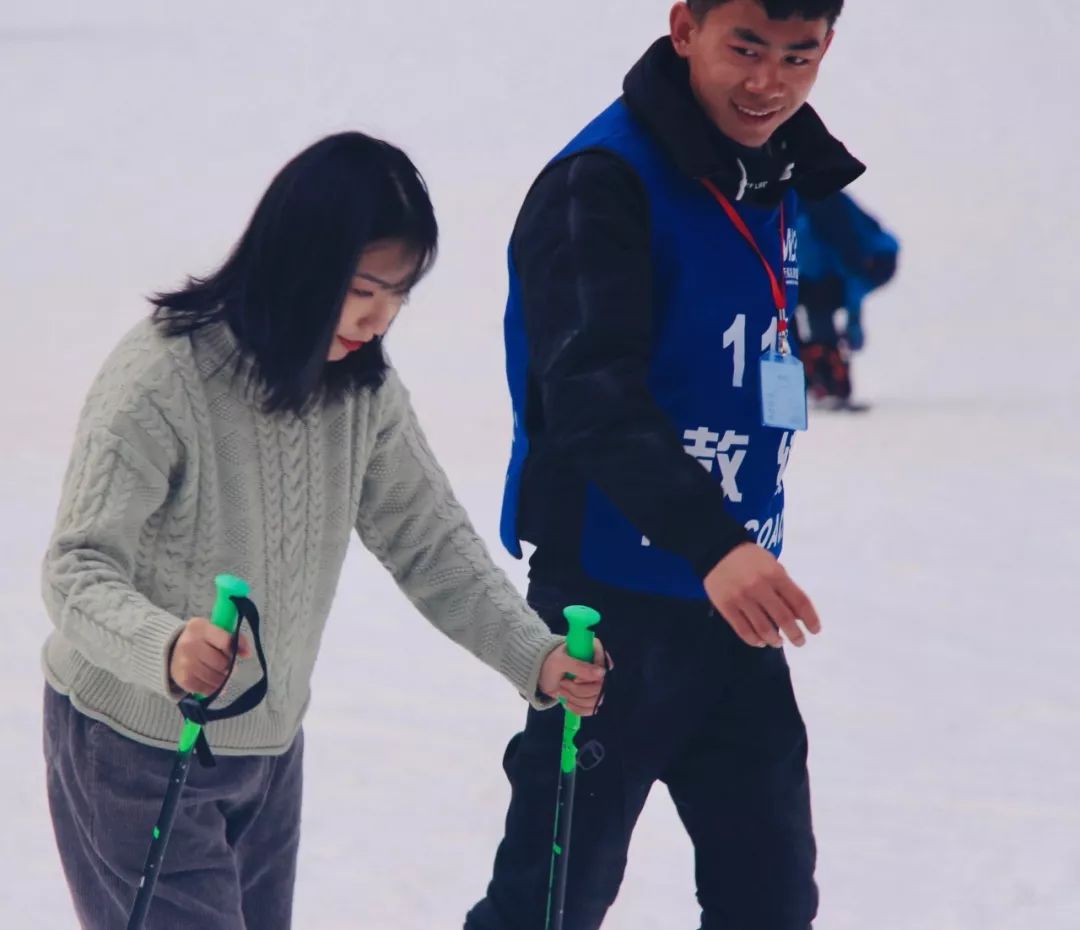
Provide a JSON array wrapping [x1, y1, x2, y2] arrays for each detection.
[[760, 319, 807, 431]]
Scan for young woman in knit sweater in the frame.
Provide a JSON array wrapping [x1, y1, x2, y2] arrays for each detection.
[[40, 132, 606, 930]]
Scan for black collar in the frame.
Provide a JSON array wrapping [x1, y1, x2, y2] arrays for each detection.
[[622, 37, 865, 206]]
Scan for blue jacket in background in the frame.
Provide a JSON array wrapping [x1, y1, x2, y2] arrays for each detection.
[[797, 192, 899, 346]]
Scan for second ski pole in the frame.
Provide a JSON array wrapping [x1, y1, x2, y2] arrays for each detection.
[[545, 604, 601, 930]]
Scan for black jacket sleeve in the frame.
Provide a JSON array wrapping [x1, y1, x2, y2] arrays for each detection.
[[514, 150, 751, 578]]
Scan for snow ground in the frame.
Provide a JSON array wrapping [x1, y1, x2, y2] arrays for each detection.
[[2, 2, 1078, 928]]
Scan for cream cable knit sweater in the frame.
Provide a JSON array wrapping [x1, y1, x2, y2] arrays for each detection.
[[41, 319, 562, 754]]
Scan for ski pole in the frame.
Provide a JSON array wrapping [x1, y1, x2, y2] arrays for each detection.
[[545, 604, 601, 930], [126, 573, 250, 930]]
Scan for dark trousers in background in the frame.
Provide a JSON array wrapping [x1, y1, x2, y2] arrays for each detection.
[[465, 579, 818, 930], [796, 275, 852, 401], [43, 685, 302, 930]]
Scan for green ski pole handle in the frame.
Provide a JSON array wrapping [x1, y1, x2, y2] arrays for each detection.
[[176, 573, 250, 754], [565, 605, 600, 664], [559, 605, 600, 773]]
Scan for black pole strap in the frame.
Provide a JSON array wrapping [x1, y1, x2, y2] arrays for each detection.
[[177, 595, 269, 767]]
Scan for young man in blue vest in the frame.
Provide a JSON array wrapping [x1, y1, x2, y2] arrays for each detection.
[[467, 2, 864, 928]]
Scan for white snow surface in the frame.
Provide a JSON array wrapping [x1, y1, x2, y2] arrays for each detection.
[[2, 2, 1079, 928]]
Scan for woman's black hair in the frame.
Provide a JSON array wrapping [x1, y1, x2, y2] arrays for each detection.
[[151, 131, 438, 414]]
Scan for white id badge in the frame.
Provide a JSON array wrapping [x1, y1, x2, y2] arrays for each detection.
[[759, 350, 808, 431]]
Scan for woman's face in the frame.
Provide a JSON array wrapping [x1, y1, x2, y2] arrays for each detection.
[[328, 239, 419, 362]]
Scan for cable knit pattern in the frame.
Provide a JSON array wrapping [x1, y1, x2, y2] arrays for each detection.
[[354, 392, 563, 700], [42, 318, 563, 755]]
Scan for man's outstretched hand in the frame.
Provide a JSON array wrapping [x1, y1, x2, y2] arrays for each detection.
[[704, 543, 822, 649]]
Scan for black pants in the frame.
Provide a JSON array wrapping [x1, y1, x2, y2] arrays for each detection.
[[795, 276, 852, 401], [796, 276, 846, 348], [465, 580, 818, 930]]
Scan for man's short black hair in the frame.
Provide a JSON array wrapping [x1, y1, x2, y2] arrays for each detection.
[[687, 0, 844, 27]]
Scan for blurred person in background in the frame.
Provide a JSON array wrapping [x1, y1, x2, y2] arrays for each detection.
[[794, 190, 899, 410]]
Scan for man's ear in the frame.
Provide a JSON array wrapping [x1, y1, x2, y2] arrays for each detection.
[[820, 28, 836, 59], [670, 2, 697, 59]]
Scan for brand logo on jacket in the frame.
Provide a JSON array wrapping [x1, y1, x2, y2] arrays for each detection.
[[783, 227, 799, 287]]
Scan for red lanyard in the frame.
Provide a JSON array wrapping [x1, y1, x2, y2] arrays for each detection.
[[701, 178, 790, 349]]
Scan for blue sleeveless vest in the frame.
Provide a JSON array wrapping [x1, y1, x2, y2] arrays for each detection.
[[501, 99, 801, 600]]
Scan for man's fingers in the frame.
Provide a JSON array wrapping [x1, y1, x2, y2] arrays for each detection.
[[740, 602, 782, 648], [777, 581, 822, 635], [717, 604, 763, 647], [236, 634, 253, 659], [705, 546, 820, 647], [798, 597, 822, 635], [759, 590, 805, 647]]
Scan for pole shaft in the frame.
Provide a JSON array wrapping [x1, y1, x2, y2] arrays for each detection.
[[547, 767, 578, 930], [125, 749, 194, 930]]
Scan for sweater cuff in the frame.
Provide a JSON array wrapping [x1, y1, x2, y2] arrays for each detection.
[[129, 608, 187, 700], [503, 623, 565, 711]]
